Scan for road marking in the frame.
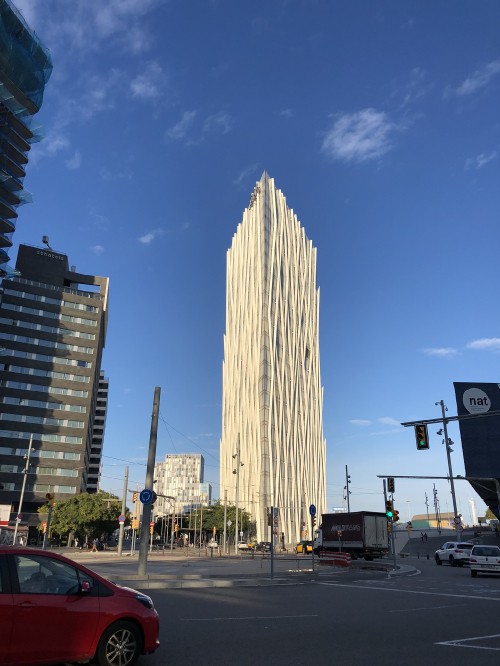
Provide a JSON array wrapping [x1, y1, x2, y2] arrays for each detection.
[[387, 604, 464, 612], [318, 581, 500, 602], [181, 614, 319, 622], [437, 633, 500, 651]]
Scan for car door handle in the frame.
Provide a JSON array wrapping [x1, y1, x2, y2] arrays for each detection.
[[18, 601, 36, 608]]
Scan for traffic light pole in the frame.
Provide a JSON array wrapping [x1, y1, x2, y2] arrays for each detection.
[[117, 466, 129, 557], [436, 400, 460, 540], [138, 386, 161, 576], [383, 479, 397, 571]]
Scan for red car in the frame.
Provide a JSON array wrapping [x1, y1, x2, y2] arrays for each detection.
[[0, 547, 160, 666]]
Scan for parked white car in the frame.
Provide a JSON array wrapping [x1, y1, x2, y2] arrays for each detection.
[[434, 541, 474, 566], [470, 545, 500, 577], [237, 541, 250, 551]]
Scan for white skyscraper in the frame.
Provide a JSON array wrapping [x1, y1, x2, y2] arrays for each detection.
[[154, 454, 211, 517], [220, 173, 326, 544]]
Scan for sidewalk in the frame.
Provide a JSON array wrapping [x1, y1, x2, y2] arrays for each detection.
[[56, 548, 417, 589]]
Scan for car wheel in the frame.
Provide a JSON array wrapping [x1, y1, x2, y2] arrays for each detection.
[[94, 620, 142, 666], [471, 570, 477, 577], [449, 555, 457, 567], [435, 555, 442, 565]]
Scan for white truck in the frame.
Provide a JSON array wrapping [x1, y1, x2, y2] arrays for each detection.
[[314, 511, 389, 561]]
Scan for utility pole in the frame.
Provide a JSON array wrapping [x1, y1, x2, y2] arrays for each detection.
[[233, 436, 243, 552], [345, 465, 351, 512], [138, 386, 161, 576], [13, 434, 33, 546], [223, 489, 227, 554], [433, 484, 442, 534], [117, 466, 129, 556], [436, 400, 460, 539], [425, 492, 430, 528]]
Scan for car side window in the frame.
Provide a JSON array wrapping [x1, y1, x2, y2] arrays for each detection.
[[15, 555, 91, 595]]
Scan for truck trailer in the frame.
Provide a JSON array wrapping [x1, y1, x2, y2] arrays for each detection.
[[314, 511, 389, 561]]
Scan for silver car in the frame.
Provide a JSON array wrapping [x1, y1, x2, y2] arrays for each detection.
[[434, 541, 474, 566], [470, 545, 500, 577]]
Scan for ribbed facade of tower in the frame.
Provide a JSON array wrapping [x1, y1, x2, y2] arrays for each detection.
[[220, 173, 326, 544], [0, 0, 53, 276]]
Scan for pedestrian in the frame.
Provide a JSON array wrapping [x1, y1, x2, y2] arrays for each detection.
[[424, 532, 428, 542], [91, 538, 98, 552], [19, 536, 24, 546], [420, 532, 424, 542], [74, 537, 79, 549]]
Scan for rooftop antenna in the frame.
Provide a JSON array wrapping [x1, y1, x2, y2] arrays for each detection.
[[42, 235, 52, 250]]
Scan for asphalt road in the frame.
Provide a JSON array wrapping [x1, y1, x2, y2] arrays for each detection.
[[142, 557, 500, 666]]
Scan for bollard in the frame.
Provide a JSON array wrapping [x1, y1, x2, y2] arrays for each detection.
[[427, 553, 429, 560], [417, 552, 420, 559]]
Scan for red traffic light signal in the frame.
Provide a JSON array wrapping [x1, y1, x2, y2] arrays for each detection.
[[393, 509, 400, 522], [415, 424, 429, 450]]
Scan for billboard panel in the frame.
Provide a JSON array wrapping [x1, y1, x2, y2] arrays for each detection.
[[453, 382, 500, 479]]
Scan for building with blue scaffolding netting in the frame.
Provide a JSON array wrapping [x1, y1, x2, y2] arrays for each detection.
[[0, 0, 52, 277]]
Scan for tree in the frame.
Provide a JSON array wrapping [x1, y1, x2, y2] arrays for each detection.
[[38, 492, 126, 544], [186, 502, 254, 539], [485, 507, 497, 521]]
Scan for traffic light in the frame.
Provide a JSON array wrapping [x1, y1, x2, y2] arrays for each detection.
[[415, 424, 429, 450], [385, 500, 394, 518], [387, 477, 395, 493], [312, 515, 316, 529], [393, 509, 400, 522], [45, 493, 55, 507], [132, 492, 138, 503]]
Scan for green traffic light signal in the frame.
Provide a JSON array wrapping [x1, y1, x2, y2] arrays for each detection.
[[385, 500, 394, 518], [415, 424, 429, 450]]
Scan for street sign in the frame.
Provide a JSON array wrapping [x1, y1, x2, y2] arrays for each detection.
[[118, 514, 125, 523], [227, 520, 232, 527], [309, 504, 316, 517], [139, 488, 153, 504], [454, 516, 461, 525], [150, 521, 155, 527]]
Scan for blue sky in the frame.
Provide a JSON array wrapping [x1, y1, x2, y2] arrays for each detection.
[[10, 0, 500, 524]]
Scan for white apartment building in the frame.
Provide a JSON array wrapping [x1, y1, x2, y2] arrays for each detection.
[[154, 453, 212, 517], [220, 173, 326, 543]]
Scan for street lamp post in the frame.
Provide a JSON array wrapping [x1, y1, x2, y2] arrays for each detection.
[[436, 400, 460, 539], [13, 434, 34, 546]]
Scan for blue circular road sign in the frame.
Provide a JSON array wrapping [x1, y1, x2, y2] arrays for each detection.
[[140, 488, 154, 504], [309, 504, 316, 517]]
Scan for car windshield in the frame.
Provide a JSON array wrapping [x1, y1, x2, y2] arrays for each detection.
[[473, 546, 500, 556]]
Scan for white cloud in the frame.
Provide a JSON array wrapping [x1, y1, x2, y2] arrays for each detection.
[[455, 59, 500, 96], [422, 347, 458, 357], [91, 245, 104, 255], [138, 228, 164, 244], [203, 111, 232, 135], [166, 111, 197, 140], [233, 164, 259, 186], [466, 338, 500, 352], [24, 0, 160, 57], [65, 151, 82, 170], [378, 417, 401, 427], [465, 151, 497, 170], [280, 109, 293, 118], [130, 62, 164, 100], [321, 108, 395, 163], [349, 419, 372, 426]]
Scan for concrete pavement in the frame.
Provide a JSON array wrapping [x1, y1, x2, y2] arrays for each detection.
[[54, 547, 417, 589]]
